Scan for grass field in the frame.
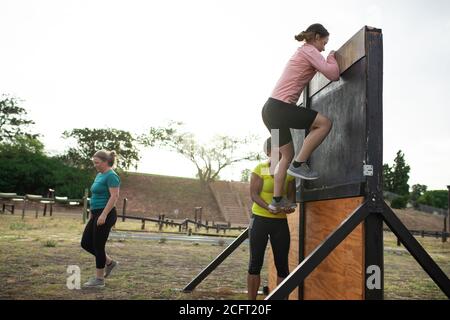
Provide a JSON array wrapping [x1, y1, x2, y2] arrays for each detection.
[[0, 213, 449, 300]]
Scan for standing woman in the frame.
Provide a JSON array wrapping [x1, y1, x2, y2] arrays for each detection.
[[81, 150, 120, 288], [247, 137, 296, 300], [262, 23, 340, 213]]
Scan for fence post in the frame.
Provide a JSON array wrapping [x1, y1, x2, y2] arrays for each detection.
[[35, 202, 39, 219], [49, 188, 54, 217], [122, 198, 127, 222], [82, 188, 88, 224], [194, 207, 203, 230], [447, 185, 450, 233], [141, 219, 145, 230], [22, 198, 27, 220], [443, 216, 448, 243]]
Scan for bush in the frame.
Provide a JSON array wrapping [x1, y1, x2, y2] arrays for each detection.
[[391, 196, 409, 209], [0, 142, 94, 198], [417, 190, 448, 210], [43, 240, 57, 247]]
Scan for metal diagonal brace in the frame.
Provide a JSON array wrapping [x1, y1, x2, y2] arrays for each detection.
[[381, 201, 450, 298], [266, 201, 371, 300], [183, 227, 249, 293]]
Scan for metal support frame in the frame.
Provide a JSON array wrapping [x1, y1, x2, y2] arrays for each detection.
[[183, 203, 450, 300], [381, 202, 450, 297], [298, 191, 306, 300], [363, 28, 385, 300], [264, 200, 450, 300], [182, 228, 249, 293]]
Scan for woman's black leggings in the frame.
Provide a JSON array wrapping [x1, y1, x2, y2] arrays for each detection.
[[248, 214, 290, 278], [81, 207, 117, 269]]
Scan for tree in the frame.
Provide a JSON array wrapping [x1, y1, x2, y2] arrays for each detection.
[[241, 169, 251, 182], [0, 95, 38, 143], [417, 190, 448, 210], [410, 184, 427, 207], [140, 121, 263, 186], [61, 128, 141, 171], [391, 150, 410, 196], [0, 140, 93, 198], [391, 196, 409, 209], [383, 163, 393, 192], [1, 134, 45, 154]]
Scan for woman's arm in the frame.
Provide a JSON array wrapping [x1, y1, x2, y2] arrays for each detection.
[[97, 187, 119, 226], [250, 173, 271, 212], [304, 48, 340, 81]]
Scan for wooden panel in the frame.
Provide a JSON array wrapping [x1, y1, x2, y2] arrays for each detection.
[[303, 197, 365, 299], [309, 26, 367, 97], [268, 206, 300, 300], [267, 198, 365, 299]]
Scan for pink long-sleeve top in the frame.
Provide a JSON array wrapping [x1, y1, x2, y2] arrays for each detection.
[[270, 43, 340, 104]]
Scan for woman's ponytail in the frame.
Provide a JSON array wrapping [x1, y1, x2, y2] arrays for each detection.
[[294, 31, 306, 41], [295, 30, 316, 42], [108, 150, 117, 167], [295, 23, 329, 43]]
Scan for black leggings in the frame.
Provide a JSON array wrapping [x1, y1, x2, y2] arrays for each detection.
[[81, 207, 117, 269], [248, 214, 290, 278], [262, 97, 318, 147]]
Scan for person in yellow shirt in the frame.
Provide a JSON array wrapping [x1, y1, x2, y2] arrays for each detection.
[[247, 137, 296, 299]]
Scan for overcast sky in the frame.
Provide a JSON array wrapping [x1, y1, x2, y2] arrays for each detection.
[[1, 0, 449, 190]]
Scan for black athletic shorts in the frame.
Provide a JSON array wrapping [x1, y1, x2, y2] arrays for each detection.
[[261, 97, 318, 147]]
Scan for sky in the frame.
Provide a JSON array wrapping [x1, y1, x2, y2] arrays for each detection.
[[1, 0, 450, 190]]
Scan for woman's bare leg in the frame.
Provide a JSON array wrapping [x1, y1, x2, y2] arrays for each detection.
[[96, 268, 105, 280], [295, 114, 332, 162], [247, 274, 260, 300], [273, 142, 294, 197], [106, 254, 113, 265]]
